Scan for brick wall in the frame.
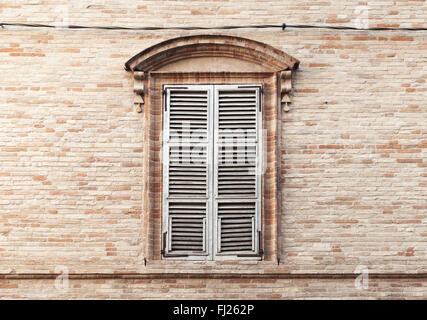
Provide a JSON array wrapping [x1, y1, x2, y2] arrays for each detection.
[[0, 277, 426, 299], [0, 1, 425, 298]]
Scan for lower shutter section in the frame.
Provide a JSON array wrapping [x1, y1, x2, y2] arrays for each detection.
[[217, 201, 256, 253], [167, 201, 207, 253]]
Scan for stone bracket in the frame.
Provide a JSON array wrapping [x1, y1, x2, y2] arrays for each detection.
[[133, 69, 294, 113], [133, 71, 146, 113], [280, 70, 293, 112]]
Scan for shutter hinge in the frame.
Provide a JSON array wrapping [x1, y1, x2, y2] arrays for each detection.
[[162, 89, 167, 111], [161, 231, 167, 256], [237, 85, 263, 93], [258, 230, 264, 257], [161, 231, 189, 258]]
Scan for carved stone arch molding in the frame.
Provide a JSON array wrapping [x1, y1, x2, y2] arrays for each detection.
[[125, 35, 299, 113], [125, 35, 299, 265]]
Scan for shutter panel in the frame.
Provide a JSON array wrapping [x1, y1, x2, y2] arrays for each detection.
[[214, 85, 262, 258], [163, 86, 212, 258]]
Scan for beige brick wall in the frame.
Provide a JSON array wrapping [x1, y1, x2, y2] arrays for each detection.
[[0, 277, 426, 299], [0, 1, 426, 298]]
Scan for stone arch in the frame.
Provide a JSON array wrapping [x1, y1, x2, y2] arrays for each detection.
[[125, 34, 299, 72], [125, 35, 299, 112]]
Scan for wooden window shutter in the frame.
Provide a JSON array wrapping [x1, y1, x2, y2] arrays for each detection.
[[162, 85, 213, 259], [213, 85, 262, 258]]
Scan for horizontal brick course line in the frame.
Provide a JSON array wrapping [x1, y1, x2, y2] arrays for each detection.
[[0, 273, 426, 280]]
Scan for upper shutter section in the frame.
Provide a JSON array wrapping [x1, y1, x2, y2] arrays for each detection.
[[163, 85, 213, 258], [164, 86, 212, 199], [167, 89, 209, 142], [216, 88, 259, 142], [215, 86, 261, 199]]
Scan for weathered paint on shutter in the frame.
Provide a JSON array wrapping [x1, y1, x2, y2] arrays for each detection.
[[162, 85, 213, 259], [213, 85, 262, 258]]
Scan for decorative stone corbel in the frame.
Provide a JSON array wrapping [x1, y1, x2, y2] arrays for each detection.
[[133, 71, 146, 113], [280, 70, 293, 112]]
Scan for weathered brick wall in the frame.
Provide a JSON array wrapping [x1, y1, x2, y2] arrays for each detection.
[[0, 277, 426, 299], [0, 1, 425, 298]]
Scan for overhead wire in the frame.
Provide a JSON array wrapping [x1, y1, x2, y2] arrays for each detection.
[[0, 22, 426, 32]]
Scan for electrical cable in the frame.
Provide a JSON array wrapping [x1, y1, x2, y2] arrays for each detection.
[[0, 22, 426, 32]]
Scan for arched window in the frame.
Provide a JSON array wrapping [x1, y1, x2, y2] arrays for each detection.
[[125, 35, 299, 262]]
